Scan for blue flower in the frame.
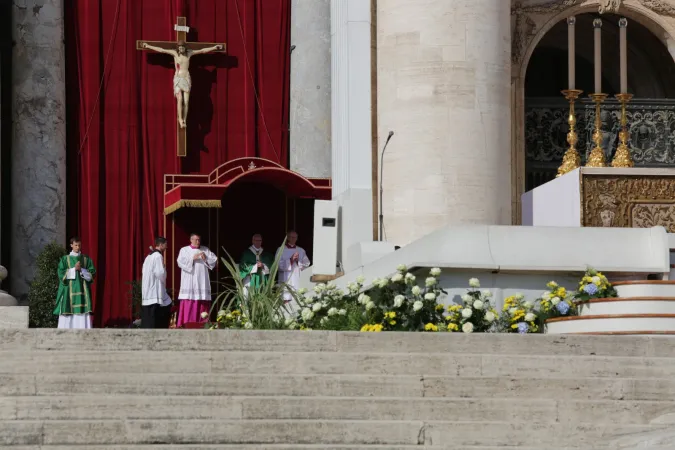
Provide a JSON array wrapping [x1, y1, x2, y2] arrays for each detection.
[[556, 301, 570, 315], [517, 322, 529, 334], [583, 283, 598, 295]]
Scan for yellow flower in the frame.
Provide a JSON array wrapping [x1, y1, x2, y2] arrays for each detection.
[[424, 323, 439, 332], [435, 304, 445, 312], [361, 323, 384, 332], [389, 320, 396, 326], [447, 323, 458, 331], [372, 324, 383, 332], [384, 311, 397, 319]]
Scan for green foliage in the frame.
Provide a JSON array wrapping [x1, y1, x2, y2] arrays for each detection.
[[210, 245, 291, 330], [28, 242, 67, 328]]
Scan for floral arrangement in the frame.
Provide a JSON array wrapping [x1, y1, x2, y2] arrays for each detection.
[[293, 279, 362, 330], [445, 278, 498, 333], [537, 281, 577, 319], [498, 293, 538, 334], [208, 309, 253, 329], [575, 267, 617, 301]]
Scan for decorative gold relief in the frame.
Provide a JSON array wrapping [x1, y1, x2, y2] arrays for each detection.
[[582, 175, 675, 229]]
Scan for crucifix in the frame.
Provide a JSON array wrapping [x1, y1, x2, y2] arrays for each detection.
[[136, 17, 226, 157]]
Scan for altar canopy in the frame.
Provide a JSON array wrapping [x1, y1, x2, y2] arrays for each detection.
[[65, 0, 291, 326]]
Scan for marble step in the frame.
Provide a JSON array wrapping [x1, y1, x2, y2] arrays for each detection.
[[0, 447, 605, 450], [4, 329, 675, 358], [4, 350, 675, 379], [3, 373, 675, 402], [2, 395, 675, 425], [1, 420, 670, 447]]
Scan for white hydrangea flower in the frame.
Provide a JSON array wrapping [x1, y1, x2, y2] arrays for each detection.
[[424, 292, 436, 301], [344, 288, 351, 296], [430, 267, 442, 276], [551, 296, 561, 306], [372, 278, 381, 286], [425, 277, 436, 287], [298, 288, 308, 295], [473, 300, 484, 310], [515, 293, 525, 300], [394, 295, 405, 307], [358, 293, 370, 305], [461, 294, 472, 304], [327, 307, 338, 316], [525, 312, 536, 322], [242, 321, 252, 329], [523, 301, 534, 310], [462, 322, 474, 333], [313, 283, 326, 294], [405, 273, 416, 282], [377, 278, 389, 288], [462, 308, 473, 318], [592, 276, 601, 284], [482, 289, 492, 298], [200, 311, 209, 319], [217, 310, 226, 318], [301, 308, 314, 321], [356, 275, 366, 284], [326, 281, 336, 289], [338, 309, 347, 316], [411, 286, 422, 296], [413, 301, 423, 311], [509, 307, 518, 316], [284, 317, 294, 326], [485, 311, 496, 323], [548, 281, 558, 287], [312, 302, 322, 312], [469, 278, 480, 288], [391, 273, 403, 283], [542, 292, 551, 300], [397, 264, 407, 272], [365, 301, 375, 311], [288, 322, 297, 330]]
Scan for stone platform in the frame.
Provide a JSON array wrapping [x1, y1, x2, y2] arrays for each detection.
[[3, 330, 675, 448]]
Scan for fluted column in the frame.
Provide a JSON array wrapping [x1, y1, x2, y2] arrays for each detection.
[[378, 0, 511, 245], [331, 0, 373, 267], [11, 0, 66, 299], [290, 0, 331, 178]]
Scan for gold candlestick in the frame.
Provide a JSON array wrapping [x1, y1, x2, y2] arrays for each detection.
[[557, 89, 583, 177], [611, 93, 634, 168], [586, 93, 608, 167]]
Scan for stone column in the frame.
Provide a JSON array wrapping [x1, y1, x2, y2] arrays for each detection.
[[331, 0, 373, 270], [290, 0, 332, 178], [11, 0, 66, 300], [378, 0, 512, 246]]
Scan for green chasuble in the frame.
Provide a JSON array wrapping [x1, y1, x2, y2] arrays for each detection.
[[54, 254, 96, 316], [239, 246, 274, 289]]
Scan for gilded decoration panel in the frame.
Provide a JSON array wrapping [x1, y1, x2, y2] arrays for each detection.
[[582, 175, 675, 231]]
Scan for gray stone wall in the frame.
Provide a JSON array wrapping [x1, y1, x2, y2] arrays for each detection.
[[290, 0, 331, 178], [11, 0, 66, 300]]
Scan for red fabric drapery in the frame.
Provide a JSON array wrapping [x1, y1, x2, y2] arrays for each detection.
[[65, 0, 291, 327]]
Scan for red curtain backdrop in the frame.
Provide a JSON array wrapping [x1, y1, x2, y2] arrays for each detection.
[[65, 0, 291, 326]]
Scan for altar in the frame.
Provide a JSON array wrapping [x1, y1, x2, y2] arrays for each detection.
[[522, 167, 675, 232]]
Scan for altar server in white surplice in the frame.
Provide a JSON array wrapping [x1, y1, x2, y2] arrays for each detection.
[[277, 230, 310, 310], [176, 233, 217, 327]]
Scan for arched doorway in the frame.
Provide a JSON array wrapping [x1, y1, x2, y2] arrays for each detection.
[[523, 13, 675, 191]]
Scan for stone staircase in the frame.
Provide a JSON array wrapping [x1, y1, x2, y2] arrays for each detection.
[[3, 330, 675, 449]]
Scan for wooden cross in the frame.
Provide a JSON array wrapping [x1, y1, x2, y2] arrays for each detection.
[[136, 17, 227, 157]]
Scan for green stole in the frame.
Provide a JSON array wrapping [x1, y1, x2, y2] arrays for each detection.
[[239, 246, 274, 289], [54, 254, 96, 316]]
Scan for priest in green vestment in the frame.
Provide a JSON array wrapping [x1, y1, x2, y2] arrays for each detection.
[[54, 237, 96, 329], [239, 233, 274, 292]]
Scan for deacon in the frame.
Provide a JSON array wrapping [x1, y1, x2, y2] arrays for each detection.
[[239, 234, 274, 292], [54, 237, 96, 329], [176, 233, 217, 327], [277, 230, 311, 307], [141, 237, 172, 329]]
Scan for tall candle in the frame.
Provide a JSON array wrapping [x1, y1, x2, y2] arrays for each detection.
[[567, 16, 576, 90], [593, 18, 602, 93], [619, 18, 628, 93]]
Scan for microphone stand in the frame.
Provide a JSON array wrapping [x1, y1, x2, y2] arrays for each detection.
[[379, 131, 394, 241]]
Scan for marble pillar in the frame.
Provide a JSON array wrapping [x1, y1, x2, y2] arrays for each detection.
[[290, 0, 332, 178], [378, 0, 512, 246], [11, 0, 66, 300], [331, 0, 373, 270]]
